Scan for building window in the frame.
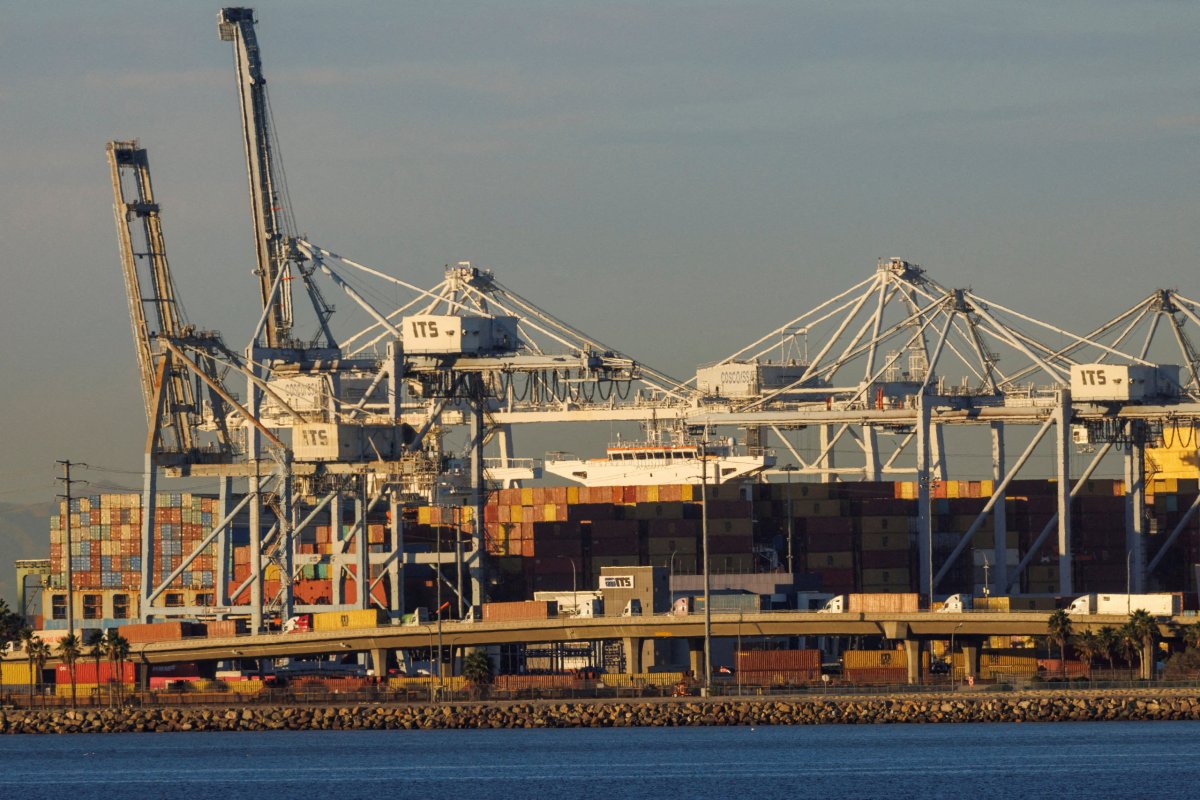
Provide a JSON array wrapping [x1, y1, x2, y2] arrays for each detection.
[[82, 594, 102, 620], [51, 595, 67, 620], [195, 593, 214, 608], [165, 592, 184, 608], [112, 595, 129, 619]]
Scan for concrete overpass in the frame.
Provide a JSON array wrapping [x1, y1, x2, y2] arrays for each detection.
[[129, 610, 1183, 684]]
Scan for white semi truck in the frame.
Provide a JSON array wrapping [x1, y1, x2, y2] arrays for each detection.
[[1066, 593, 1182, 616]]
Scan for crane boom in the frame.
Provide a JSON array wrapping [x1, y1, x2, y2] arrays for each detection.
[[107, 140, 197, 453], [218, 6, 296, 347]]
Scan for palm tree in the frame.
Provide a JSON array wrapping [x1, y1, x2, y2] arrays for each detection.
[[20, 629, 36, 706], [57, 634, 82, 710], [1046, 610, 1073, 677], [0, 600, 26, 703], [29, 639, 51, 708], [103, 632, 131, 706], [1178, 621, 1200, 652], [1073, 630, 1100, 678], [1097, 626, 1119, 674], [462, 650, 494, 700], [1126, 609, 1160, 681], [86, 631, 105, 706], [1118, 623, 1141, 679]]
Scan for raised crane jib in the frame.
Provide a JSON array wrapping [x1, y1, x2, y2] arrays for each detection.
[[219, 7, 297, 348], [107, 140, 197, 454]]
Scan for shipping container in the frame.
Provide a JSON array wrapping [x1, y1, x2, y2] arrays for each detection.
[[311, 608, 387, 631], [821, 593, 920, 613], [735, 649, 820, 672], [120, 621, 206, 643], [481, 600, 558, 622]]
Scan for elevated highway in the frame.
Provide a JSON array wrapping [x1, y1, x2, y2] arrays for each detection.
[[128, 610, 1183, 682]]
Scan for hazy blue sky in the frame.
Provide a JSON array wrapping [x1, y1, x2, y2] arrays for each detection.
[[1, 1, 1197, 504]]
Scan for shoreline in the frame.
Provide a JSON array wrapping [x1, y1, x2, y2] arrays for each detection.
[[4, 689, 1199, 734]]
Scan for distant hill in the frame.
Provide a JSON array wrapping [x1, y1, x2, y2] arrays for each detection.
[[0, 501, 53, 611]]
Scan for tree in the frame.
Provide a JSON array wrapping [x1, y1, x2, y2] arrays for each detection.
[[86, 630, 105, 706], [1046, 610, 1073, 677], [57, 633, 82, 710], [20, 629, 37, 706], [1177, 622, 1200, 651], [1073, 630, 1100, 678], [1118, 623, 1141, 678], [103, 632, 131, 706], [29, 639, 51, 708], [1126, 609, 1159, 681], [1097, 626, 1119, 673], [0, 600, 28, 702], [462, 650, 494, 697]]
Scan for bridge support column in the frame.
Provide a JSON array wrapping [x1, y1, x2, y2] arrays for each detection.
[[903, 640, 922, 686], [369, 647, 389, 678], [961, 642, 980, 682], [688, 638, 705, 679], [623, 638, 643, 674]]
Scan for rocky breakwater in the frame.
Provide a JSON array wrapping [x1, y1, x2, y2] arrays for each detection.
[[4, 692, 1200, 734]]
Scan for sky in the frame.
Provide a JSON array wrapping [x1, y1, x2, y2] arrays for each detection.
[[1, 0, 1197, 509]]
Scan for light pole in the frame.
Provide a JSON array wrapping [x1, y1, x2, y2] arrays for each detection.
[[950, 622, 964, 689], [782, 464, 796, 576], [700, 438, 712, 696]]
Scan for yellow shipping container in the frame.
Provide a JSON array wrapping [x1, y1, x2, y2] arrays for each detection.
[[843, 649, 909, 670], [566, 486, 580, 505], [543, 504, 558, 522], [312, 608, 385, 631], [602, 672, 685, 688], [520, 488, 534, 506], [2, 661, 35, 685], [974, 597, 1012, 613], [227, 680, 264, 694]]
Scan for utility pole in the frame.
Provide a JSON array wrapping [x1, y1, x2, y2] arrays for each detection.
[[55, 460, 85, 639], [700, 439, 712, 696]]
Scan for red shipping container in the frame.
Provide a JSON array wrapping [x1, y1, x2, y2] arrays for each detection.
[[57, 661, 135, 684], [736, 649, 820, 672]]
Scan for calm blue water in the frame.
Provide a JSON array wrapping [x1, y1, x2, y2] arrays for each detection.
[[1, 722, 1197, 799]]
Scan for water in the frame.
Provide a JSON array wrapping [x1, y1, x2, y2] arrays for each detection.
[[1, 721, 1197, 799]]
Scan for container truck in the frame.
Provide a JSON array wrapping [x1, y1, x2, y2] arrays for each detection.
[[934, 593, 973, 613], [1066, 593, 1182, 616]]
